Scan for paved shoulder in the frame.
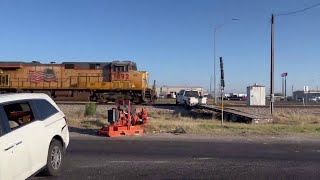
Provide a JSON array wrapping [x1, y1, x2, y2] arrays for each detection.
[[33, 133, 320, 180]]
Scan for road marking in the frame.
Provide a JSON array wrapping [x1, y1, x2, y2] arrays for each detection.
[[195, 157, 213, 160], [78, 160, 170, 168], [30, 177, 47, 179], [108, 160, 169, 164]]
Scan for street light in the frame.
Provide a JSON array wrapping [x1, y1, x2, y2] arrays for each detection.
[[213, 18, 239, 105]]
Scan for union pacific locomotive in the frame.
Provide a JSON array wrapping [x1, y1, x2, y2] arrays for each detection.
[[0, 61, 156, 103]]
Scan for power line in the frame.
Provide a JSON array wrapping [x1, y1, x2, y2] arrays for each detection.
[[275, 2, 320, 17]]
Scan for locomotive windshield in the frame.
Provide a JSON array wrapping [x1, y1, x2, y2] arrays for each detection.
[[112, 61, 137, 72], [113, 66, 127, 72]]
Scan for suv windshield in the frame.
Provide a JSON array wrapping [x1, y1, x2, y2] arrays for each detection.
[[185, 91, 199, 98]]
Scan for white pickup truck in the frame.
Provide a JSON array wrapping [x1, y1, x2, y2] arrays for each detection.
[[176, 90, 207, 109]]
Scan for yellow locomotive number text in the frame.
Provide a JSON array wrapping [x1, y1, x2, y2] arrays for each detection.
[[112, 73, 129, 80]]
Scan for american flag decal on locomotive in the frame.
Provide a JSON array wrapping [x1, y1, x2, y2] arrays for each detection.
[[28, 69, 57, 82]]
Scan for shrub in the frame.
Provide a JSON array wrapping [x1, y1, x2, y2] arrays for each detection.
[[85, 102, 97, 116]]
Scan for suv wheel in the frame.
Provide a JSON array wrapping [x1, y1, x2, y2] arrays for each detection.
[[43, 139, 64, 176]]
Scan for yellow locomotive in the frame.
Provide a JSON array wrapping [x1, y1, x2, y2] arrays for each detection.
[[0, 61, 156, 103]]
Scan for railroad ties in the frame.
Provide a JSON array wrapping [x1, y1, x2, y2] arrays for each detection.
[[197, 105, 273, 124]]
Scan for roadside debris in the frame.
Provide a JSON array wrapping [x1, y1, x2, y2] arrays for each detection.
[[169, 127, 186, 135]]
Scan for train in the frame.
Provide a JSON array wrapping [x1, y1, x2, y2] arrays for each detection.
[[0, 60, 157, 103]]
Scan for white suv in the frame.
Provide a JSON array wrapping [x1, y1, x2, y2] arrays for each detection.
[[0, 93, 69, 180]]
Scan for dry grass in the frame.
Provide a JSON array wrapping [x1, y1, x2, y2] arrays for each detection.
[[65, 109, 320, 136], [66, 111, 106, 130], [144, 111, 320, 136], [273, 112, 320, 125]]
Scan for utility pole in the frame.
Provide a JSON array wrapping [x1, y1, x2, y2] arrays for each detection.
[[269, 2, 320, 106], [284, 75, 287, 100], [221, 87, 224, 126], [209, 75, 212, 97], [282, 76, 284, 98], [213, 29, 217, 105], [270, 14, 275, 115], [281, 72, 288, 100]]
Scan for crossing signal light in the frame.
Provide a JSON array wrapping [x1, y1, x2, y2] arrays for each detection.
[[220, 57, 225, 88]]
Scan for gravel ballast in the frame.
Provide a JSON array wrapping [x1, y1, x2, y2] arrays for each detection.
[[58, 104, 320, 116], [230, 107, 320, 116], [57, 104, 181, 114]]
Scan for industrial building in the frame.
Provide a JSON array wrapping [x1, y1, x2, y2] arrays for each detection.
[[293, 90, 320, 101], [156, 86, 206, 98]]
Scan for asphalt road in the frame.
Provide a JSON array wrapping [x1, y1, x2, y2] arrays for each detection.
[[32, 134, 320, 180]]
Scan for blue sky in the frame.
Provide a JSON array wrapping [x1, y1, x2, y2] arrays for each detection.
[[0, 0, 319, 93]]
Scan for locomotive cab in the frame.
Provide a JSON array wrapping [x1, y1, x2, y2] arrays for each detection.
[[111, 61, 137, 72], [110, 61, 142, 85]]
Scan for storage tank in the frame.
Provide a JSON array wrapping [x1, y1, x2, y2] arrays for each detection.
[[247, 84, 266, 106]]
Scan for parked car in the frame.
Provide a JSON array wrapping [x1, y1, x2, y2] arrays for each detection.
[[176, 90, 207, 109], [170, 92, 177, 99], [158, 94, 165, 99], [165, 92, 177, 99], [0, 93, 69, 180], [224, 95, 246, 101], [309, 97, 317, 102], [309, 96, 320, 102]]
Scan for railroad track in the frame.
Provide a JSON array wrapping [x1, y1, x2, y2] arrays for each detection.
[[224, 104, 320, 109], [55, 101, 177, 106], [55, 101, 320, 108]]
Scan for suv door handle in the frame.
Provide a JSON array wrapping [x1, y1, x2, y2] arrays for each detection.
[[4, 144, 15, 151], [15, 140, 23, 146]]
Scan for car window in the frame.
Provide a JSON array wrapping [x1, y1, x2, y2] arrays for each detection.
[[0, 119, 3, 136], [33, 99, 59, 120], [185, 91, 199, 98], [3, 102, 35, 130], [0, 108, 11, 135]]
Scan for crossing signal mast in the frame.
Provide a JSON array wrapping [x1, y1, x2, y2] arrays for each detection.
[[220, 57, 225, 127]]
